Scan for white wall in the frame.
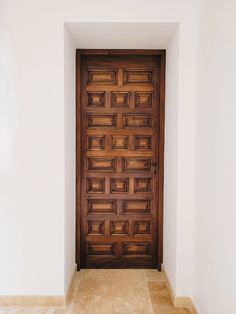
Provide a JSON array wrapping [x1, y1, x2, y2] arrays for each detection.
[[193, 0, 236, 313], [0, 0, 200, 302], [0, 1, 65, 295], [64, 26, 76, 294], [163, 27, 180, 291]]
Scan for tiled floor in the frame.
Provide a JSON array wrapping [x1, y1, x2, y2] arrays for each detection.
[[0, 270, 190, 314]]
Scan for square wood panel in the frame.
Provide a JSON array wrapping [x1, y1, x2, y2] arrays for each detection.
[[111, 136, 128, 150], [135, 92, 153, 108], [133, 221, 151, 235], [134, 178, 152, 193], [88, 221, 105, 235], [87, 178, 105, 193], [87, 92, 105, 107], [87, 136, 105, 150], [110, 178, 129, 193], [134, 136, 152, 150], [111, 92, 129, 108], [111, 221, 128, 235]]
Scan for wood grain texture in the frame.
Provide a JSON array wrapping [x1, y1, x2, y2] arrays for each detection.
[[76, 50, 165, 270]]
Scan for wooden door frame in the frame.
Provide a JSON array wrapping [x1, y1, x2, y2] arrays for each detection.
[[76, 49, 166, 271]]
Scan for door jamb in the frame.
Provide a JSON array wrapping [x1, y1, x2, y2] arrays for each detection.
[[76, 49, 166, 271]]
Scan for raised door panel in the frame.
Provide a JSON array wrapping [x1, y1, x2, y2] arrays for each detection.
[[133, 221, 151, 235], [88, 243, 115, 256], [122, 157, 152, 172], [87, 136, 105, 150], [88, 221, 105, 235], [110, 178, 129, 193], [134, 178, 152, 193], [123, 243, 151, 256], [123, 114, 152, 128], [87, 114, 117, 128], [87, 92, 105, 107], [123, 70, 153, 85], [111, 92, 130, 108], [134, 136, 152, 150], [87, 70, 117, 85], [111, 136, 129, 150], [111, 221, 129, 235], [123, 200, 151, 214], [87, 157, 116, 171], [135, 92, 153, 108], [88, 200, 117, 214], [87, 178, 105, 193]]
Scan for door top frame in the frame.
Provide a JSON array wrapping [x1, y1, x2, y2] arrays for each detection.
[[76, 49, 166, 56]]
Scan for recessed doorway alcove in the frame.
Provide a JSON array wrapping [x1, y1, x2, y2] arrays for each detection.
[[64, 21, 180, 290]]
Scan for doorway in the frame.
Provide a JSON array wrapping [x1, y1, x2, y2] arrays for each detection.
[[76, 50, 165, 270]]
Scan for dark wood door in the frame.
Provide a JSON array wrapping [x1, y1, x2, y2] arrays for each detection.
[[78, 51, 165, 269]]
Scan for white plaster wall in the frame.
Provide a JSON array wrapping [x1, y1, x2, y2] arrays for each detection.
[[0, 1, 65, 295], [175, 20, 198, 296], [163, 28, 180, 291], [193, 0, 236, 313], [0, 0, 198, 297], [64, 26, 76, 294]]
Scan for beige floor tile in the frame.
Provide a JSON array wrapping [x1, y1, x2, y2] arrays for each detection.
[[0, 270, 191, 314], [71, 269, 153, 314], [147, 281, 191, 314], [145, 270, 166, 282]]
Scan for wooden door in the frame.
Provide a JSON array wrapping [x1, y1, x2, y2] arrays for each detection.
[[77, 50, 165, 269]]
